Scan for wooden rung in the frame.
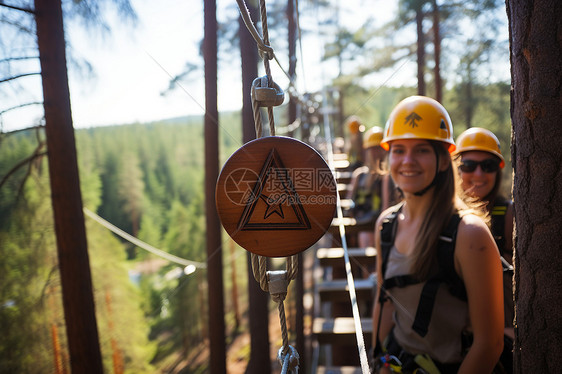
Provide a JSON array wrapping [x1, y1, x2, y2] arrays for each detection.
[[317, 247, 377, 267], [337, 183, 351, 192], [328, 217, 373, 236], [318, 278, 375, 302], [313, 317, 373, 344], [317, 366, 363, 374], [335, 171, 353, 185], [339, 199, 353, 211], [332, 153, 349, 161], [333, 159, 350, 170]]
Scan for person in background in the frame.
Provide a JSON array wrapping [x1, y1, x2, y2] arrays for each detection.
[[453, 127, 514, 373], [345, 115, 365, 170], [371, 96, 504, 373], [453, 127, 514, 265], [347, 126, 387, 247]]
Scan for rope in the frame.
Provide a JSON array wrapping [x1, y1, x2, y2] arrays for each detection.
[[235, 0, 274, 60], [83, 208, 206, 269], [320, 90, 371, 373], [236, 0, 301, 370]]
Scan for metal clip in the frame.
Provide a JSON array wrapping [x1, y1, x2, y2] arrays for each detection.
[[251, 76, 285, 107], [268, 270, 288, 296], [278, 345, 299, 374]]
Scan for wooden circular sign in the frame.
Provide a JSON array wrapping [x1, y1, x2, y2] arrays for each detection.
[[216, 136, 337, 257]]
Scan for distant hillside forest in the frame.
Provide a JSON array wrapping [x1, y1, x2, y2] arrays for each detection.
[[0, 111, 245, 373], [0, 83, 511, 372]]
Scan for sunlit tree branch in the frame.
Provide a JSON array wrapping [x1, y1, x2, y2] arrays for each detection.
[[0, 72, 41, 84], [0, 101, 43, 116], [0, 141, 47, 193], [0, 3, 35, 14]]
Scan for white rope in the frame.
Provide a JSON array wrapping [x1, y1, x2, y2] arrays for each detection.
[[321, 90, 371, 374], [83, 207, 206, 269]]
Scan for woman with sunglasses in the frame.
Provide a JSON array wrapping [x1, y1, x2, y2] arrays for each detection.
[[454, 128, 514, 266], [454, 127, 515, 372], [371, 97, 504, 373]]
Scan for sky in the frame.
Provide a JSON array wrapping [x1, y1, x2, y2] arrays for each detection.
[[0, 0, 509, 133], [0, 0, 404, 132]]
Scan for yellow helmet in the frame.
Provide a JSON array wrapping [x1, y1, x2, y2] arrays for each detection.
[[453, 127, 505, 168], [346, 116, 365, 134], [381, 96, 455, 153], [363, 126, 384, 149]]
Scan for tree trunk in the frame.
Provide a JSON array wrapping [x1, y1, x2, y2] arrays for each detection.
[[203, 0, 226, 372], [34, 1, 103, 373], [507, 0, 562, 372], [415, 7, 426, 96], [465, 77, 473, 128], [287, 0, 297, 138], [431, 0, 442, 102], [229, 240, 241, 330], [239, 2, 271, 372]]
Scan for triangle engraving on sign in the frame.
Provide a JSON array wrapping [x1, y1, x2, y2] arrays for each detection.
[[237, 148, 311, 231]]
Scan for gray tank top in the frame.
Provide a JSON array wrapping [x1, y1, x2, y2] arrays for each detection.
[[385, 246, 470, 363]]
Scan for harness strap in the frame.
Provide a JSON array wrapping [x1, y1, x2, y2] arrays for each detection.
[[412, 278, 441, 337], [380, 211, 465, 339], [491, 199, 509, 254], [380, 203, 403, 277], [382, 274, 419, 290], [375, 204, 403, 355]]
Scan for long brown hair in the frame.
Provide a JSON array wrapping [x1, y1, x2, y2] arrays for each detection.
[[409, 142, 457, 280]]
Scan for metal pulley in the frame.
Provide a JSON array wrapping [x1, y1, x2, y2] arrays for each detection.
[[251, 76, 285, 107]]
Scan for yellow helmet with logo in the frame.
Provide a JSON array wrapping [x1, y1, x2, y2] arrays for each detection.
[[346, 115, 365, 134], [453, 127, 505, 168], [381, 96, 455, 153], [363, 126, 384, 149]]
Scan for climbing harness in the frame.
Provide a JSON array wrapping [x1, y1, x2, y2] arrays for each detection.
[[372, 206, 466, 373], [379, 207, 466, 338], [375, 206, 513, 373]]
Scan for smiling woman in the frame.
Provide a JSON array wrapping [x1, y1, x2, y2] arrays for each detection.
[[453, 127, 514, 372], [371, 96, 505, 374]]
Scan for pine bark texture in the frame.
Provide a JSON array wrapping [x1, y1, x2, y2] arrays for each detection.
[[239, 1, 272, 372], [203, 0, 226, 372], [416, 8, 426, 96], [507, 0, 562, 372], [35, 0, 103, 372]]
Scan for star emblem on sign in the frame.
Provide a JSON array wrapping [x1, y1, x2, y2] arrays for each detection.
[[259, 193, 286, 219]]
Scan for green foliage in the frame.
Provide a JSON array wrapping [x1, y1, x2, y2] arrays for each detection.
[[86, 220, 156, 373], [1, 115, 224, 372]]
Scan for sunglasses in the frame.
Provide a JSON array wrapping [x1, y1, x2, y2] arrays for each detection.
[[459, 159, 500, 173]]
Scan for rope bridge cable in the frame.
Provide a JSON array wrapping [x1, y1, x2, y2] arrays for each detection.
[[321, 89, 371, 374], [83, 208, 206, 269]]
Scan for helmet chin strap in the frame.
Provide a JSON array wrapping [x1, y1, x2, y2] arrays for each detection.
[[413, 143, 442, 197]]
